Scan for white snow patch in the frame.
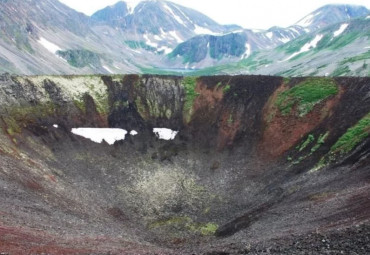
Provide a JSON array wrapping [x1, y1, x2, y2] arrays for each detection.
[[38, 37, 62, 54], [194, 25, 220, 35], [143, 34, 158, 48], [163, 4, 185, 25], [153, 128, 178, 140], [280, 36, 291, 43], [71, 128, 127, 145], [169, 31, 183, 43], [333, 23, 348, 37], [283, 34, 323, 61], [366, 16, 370, 19], [266, 32, 273, 39], [130, 130, 138, 136], [157, 46, 172, 54], [153, 35, 161, 40], [241, 43, 251, 59], [103, 65, 114, 74], [173, 5, 192, 24], [365, 46, 370, 49], [53, 124, 58, 128]]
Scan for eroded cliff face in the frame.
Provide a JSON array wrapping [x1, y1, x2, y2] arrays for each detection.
[[0, 74, 369, 254]]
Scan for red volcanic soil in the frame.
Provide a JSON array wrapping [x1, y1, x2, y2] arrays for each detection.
[[0, 225, 170, 255], [259, 84, 344, 159]]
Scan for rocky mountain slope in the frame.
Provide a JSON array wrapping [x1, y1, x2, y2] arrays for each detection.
[[0, 74, 369, 254], [187, 17, 370, 77], [0, 0, 369, 75]]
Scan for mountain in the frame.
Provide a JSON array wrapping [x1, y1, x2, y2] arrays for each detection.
[[90, 0, 228, 49], [0, 0, 142, 74], [295, 4, 369, 31], [188, 17, 370, 77], [166, 4, 370, 72], [168, 26, 307, 66], [0, 0, 368, 76]]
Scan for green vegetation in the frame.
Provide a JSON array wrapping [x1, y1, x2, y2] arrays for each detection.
[[330, 113, 370, 155], [298, 134, 315, 152], [276, 78, 338, 116], [57, 49, 101, 68], [277, 36, 313, 54], [290, 132, 329, 166], [313, 114, 370, 172], [332, 65, 351, 76], [182, 77, 199, 123], [3, 102, 56, 136], [150, 216, 218, 236], [223, 84, 231, 93], [328, 32, 360, 50], [340, 51, 370, 65], [124, 40, 157, 52], [311, 132, 329, 153]]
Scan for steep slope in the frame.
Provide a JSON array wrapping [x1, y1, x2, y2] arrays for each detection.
[[0, 74, 369, 254], [186, 17, 370, 77], [0, 0, 143, 74], [296, 4, 369, 31], [168, 26, 306, 66], [165, 4, 369, 70], [90, 0, 230, 55]]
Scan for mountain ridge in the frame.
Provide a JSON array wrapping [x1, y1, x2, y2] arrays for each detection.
[[0, 0, 368, 76]]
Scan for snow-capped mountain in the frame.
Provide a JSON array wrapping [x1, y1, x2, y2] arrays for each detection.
[[167, 4, 370, 69], [190, 17, 370, 77], [0, 0, 368, 76], [90, 0, 230, 50], [295, 4, 369, 31]]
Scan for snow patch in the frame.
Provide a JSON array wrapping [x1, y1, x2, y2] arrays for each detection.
[[169, 31, 183, 43], [365, 46, 370, 49], [163, 4, 185, 25], [130, 130, 138, 136], [143, 34, 158, 48], [280, 36, 291, 43], [53, 124, 58, 128], [283, 34, 323, 61], [194, 25, 220, 35], [266, 32, 273, 39], [157, 46, 173, 54], [71, 128, 128, 145], [366, 16, 370, 19], [103, 65, 114, 74], [153, 35, 161, 40], [153, 128, 178, 140], [333, 23, 348, 37], [241, 43, 251, 59], [38, 37, 62, 54]]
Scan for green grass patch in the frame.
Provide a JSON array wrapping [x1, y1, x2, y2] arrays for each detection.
[[182, 77, 199, 123], [331, 65, 351, 76], [298, 134, 315, 152], [311, 132, 329, 153], [276, 78, 338, 116], [223, 84, 231, 93], [340, 51, 370, 65], [330, 113, 370, 155]]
